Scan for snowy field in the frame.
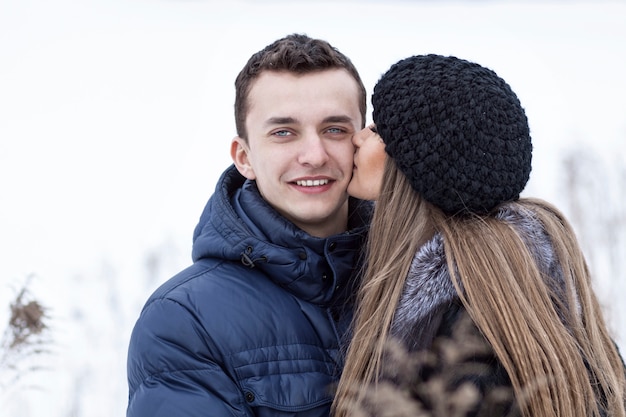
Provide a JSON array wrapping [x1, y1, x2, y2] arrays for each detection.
[[1, 0, 625, 416]]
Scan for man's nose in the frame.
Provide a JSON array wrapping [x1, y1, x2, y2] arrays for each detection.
[[298, 133, 330, 167]]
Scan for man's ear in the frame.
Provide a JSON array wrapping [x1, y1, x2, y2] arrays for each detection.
[[230, 136, 256, 180]]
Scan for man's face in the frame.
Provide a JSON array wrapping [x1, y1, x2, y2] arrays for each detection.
[[231, 69, 363, 238]]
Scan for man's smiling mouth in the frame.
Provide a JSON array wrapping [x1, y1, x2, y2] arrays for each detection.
[[295, 179, 330, 187]]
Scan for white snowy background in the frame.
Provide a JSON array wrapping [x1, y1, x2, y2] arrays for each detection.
[[1, 0, 625, 416]]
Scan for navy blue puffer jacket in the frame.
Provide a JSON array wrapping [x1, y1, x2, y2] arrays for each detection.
[[127, 165, 372, 417]]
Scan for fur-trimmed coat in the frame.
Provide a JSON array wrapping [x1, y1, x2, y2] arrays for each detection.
[[391, 204, 572, 353], [359, 203, 605, 417]]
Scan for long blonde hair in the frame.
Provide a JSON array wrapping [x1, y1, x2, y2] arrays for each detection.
[[332, 158, 626, 417]]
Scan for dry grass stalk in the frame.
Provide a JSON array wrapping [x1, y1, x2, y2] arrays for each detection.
[[0, 276, 51, 394]]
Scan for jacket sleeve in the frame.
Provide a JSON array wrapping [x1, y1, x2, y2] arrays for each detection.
[[126, 298, 250, 417]]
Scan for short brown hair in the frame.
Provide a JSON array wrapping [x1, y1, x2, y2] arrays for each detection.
[[234, 33, 366, 139]]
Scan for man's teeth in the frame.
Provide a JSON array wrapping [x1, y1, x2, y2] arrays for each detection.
[[296, 179, 329, 187]]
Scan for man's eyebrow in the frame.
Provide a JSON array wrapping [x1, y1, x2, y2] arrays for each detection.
[[265, 117, 297, 126], [323, 115, 354, 124], [264, 115, 354, 126]]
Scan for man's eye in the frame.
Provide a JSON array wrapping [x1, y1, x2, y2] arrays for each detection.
[[273, 130, 291, 137], [326, 127, 347, 134]]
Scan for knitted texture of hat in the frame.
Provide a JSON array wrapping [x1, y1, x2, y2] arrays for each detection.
[[372, 54, 532, 215]]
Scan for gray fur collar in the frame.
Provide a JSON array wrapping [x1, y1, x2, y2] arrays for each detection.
[[390, 202, 574, 351]]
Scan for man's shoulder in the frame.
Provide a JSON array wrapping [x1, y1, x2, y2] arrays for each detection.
[[147, 259, 251, 302], [130, 257, 329, 357], [141, 258, 292, 316], [132, 260, 279, 346]]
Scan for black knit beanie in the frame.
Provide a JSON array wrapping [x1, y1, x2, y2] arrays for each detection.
[[372, 54, 532, 215]]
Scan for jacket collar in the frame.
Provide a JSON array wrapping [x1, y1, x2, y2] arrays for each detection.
[[192, 165, 372, 304]]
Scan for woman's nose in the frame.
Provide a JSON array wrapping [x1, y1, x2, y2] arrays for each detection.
[[352, 129, 365, 147]]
